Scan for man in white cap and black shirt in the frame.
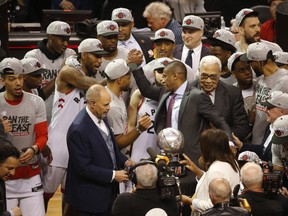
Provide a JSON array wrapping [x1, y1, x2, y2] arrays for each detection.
[[41, 38, 107, 212], [24, 21, 76, 123], [173, 15, 209, 74], [233, 8, 282, 53], [240, 42, 288, 145], [111, 7, 154, 67], [207, 29, 237, 85], [0, 57, 48, 216], [274, 51, 288, 70], [147, 28, 196, 83], [21, 57, 49, 98]]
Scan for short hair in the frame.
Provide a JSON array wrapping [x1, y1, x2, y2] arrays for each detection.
[[209, 178, 232, 200], [240, 162, 263, 188], [166, 60, 187, 79], [85, 84, 105, 102], [240, 13, 259, 27], [135, 163, 158, 188], [199, 55, 222, 72], [0, 140, 20, 164], [143, 2, 172, 20]]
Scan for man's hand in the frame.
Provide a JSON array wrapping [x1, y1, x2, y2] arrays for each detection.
[[12, 206, 22, 216], [127, 49, 144, 66], [137, 113, 152, 132], [19, 147, 35, 164], [114, 170, 129, 183], [2, 119, 12, 133], [59, 0, 75, 10], [41, 145, 53, 165], [124, 158, 135, 168]]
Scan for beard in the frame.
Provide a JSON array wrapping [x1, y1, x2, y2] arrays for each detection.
[[244, 32, 261, 44]]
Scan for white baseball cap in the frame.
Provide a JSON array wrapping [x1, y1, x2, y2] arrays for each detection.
[[0, 57, 24, 75], [145, 208, 167, 216], [46, 21, 71, 36], [21, 57, 48, 75], [182, 15, 204, 30], [240, 42, 272, 61], [78, 38, 108, 55], [151, 28, 175, 43], [227, 52, 244, 71], [97, 20, 119, 36], [271, 115, 288, 145], [104, 59, 132, 80], [234, 8, 259, 27], [208, 29, 236, 47], [274, 51, 288, 65], [153, 57, 173, 71], [111, 8, 134, 23], [238, 151, 260, 162], [262, 90, 288, 109]]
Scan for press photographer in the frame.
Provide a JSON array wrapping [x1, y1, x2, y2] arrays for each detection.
[[238, 162, 288, 216], [112, 160, 179, 216]]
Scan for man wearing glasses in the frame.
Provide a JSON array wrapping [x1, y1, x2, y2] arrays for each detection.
[[192, 55, 250, 142]]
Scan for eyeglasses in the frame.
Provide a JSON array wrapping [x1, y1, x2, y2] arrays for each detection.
[[200, 73, 219, 80]]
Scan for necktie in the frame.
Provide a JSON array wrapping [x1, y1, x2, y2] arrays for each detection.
[[185, 49, 194, 68], [166, 93, 177, 128]]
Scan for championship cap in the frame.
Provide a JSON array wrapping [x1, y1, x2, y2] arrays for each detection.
[[208, 29, 236, 47], [234, 8, 259, 27], [153, 57, 173, 71], [111, 8, 134, 23], [240, 42, 272, 61], [151, 28, 175, 43], [271, 115, 288, 145], [274, 51, 288, 65], [104, 59, 132, 80], [0, 57, 24, 75], [46, 21, 71, 36], [182, 15, 204, 30], [97, 20, 119, 36], [238, 151, 260, 162], [262, 91, 288, 109], [78, 38, 108, 55], [227, 52, 244, 71], [21, 57, 48, 75]]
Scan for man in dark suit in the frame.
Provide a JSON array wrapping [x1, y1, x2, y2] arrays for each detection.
[[0, 139, 21, 216], [111, 7, 154, 67], [192, 55, 251, 142], [64, 85, 132, 216], [131, 60, 233, 216], [173, 15, 209, 72]]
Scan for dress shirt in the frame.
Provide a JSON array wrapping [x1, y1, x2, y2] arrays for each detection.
[[118, 34, 146, 66], [182, 43, 202, 70], [166, 81, 188, 129], [85, 107, 115, 180]]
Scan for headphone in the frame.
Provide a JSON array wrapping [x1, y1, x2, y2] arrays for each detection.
[[128, 160, 156, 185]]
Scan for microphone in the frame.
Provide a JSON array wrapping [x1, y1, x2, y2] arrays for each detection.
[[147, 147, 169, 171]]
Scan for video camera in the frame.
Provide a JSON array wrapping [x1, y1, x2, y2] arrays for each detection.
[[261, 161, 283, 199], [147, 128, 186, 200]]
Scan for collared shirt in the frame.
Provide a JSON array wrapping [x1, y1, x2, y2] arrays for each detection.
[[206, 90, 215, 104], [86, 106, 109, 136], [263, 124, 273, 153], [166, 81, 188, 129], [86, 106, 115, 180], [118, 34, 146, 67], [182, 42, 202, 71]]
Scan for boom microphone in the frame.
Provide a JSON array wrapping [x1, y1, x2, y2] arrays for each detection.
[[147, 147, 169, 171]]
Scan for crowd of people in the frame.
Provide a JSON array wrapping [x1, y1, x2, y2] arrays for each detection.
[[1, 1, 288, 216]]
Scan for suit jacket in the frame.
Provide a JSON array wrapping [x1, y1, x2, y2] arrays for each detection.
[[132, 32, 154, 64], [132, 68, 232, 166], [173, 43, 210, 63], [192, 80, 251, 141], [0, 179, 10, 216], [64, 108, 128, 213]]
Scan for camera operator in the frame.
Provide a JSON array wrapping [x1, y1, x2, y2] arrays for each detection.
[[271, 114, 288, 188], [112, 161, 179, 216], [201, 178, 250, 216], [238, 162, 288, 216]]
